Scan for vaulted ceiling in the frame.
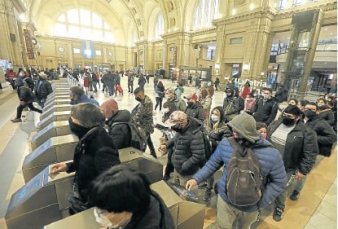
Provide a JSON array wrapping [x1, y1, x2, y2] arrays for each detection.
[[26, 0, 199, 45]]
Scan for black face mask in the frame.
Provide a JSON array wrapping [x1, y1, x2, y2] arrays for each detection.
[[226, 93, 233, 97], [135, 97, 142, 102], [69, 118, 90, 138], [187, 102, 193, 107], [282, 117, 296, 126], [304, 110, 316, 119]]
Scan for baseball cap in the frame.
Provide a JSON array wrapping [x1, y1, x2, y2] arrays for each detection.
[[164, 111, 188, 128], [183, 93, 198, 101]]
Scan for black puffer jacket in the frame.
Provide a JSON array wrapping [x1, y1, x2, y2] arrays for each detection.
[[124, 192, 174, 229], [19, 86, 35, 102], [305, 116, 337, 157], [66, 127, 120, 201], [106, 110, 132, 149], [169, 118, 206, 176], [318, 106, 335, 126], [254, 97, 278, 125], [268, 120, 318, 175], [35, 79, 53, 99], [185, 102, 204, 122]]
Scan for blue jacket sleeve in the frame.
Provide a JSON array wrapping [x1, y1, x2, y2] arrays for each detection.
[[259, 151, 287, 208], [193, 141, 225, 183]]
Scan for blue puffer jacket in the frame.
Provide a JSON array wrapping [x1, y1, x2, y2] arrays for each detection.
[[193, 137, 286, 212], [71, 94, 99, 106]]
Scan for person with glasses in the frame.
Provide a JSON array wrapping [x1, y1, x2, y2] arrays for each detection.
[[267, 105, 318, 222], [90, 165, 174, 229]]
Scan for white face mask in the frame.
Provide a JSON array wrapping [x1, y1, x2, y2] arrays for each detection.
[[163, 108, 170, 113], [94, 208, 113, 228], [211, 114, 219, 122]]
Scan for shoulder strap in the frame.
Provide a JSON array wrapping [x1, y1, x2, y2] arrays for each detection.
[[227, 137, 243, 154]]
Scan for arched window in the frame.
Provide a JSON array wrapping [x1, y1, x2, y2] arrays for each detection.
[[154, 14, 164, 40], [53, 9, 114, 43], [193, 0, 219, 30]]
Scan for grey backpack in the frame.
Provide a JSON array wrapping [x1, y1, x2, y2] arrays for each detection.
[[226, 137, 263, 207]]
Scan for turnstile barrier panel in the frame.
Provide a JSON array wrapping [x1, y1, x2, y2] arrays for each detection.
[[37, 111, 71, 130], [31, 121, 71, 150], [6, 166, 74, 229], [23, 134, 78, 182], [41, 104, 71, 117], [119, 147, 163, 184]]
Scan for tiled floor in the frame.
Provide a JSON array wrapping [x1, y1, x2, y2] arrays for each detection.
[[0, 77, 336, 229]]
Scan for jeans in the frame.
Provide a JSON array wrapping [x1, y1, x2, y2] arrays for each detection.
[[16, 102, 42, 119], [92, 81, 98, 92], [275, 170, 295, 210], [154, 97, 163, 111], [215, 195, 259, 229]]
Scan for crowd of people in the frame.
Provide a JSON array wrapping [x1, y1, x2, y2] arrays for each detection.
[[8, 66, 337, 229]]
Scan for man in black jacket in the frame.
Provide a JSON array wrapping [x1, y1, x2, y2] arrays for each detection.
[[11, 85, 42, 122], [268, 105, 318, 222], [35, 72, 53, 108], [289, 102, 337, 201], [222, 87, 241, 122], [164, 111, 205, 186], [184, 93, 204, 122], [51, 103, 120, 214], [254, 88, 278, 125]]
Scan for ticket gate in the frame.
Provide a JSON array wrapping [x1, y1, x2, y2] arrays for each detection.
[[23, 134, 78, 183], [8, 148, 163, 229], [41, 104, 72, 120], [30, 121, 71, 150], [44, 99, 70, 108], [37, 111, 71, 130], [5, 166, 74, 229], [46, 95, 70, 103], [47, 91, 70, 99], [119, 147, 163, 183], [44, 181, 205, 229]]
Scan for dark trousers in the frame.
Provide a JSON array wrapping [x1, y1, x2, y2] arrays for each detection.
[[146, 133, 157, 158], [16, 102, 42, 119], [128, 83, 133, 93], [154, 97, 163, 111], [164, 148, 174, 177]]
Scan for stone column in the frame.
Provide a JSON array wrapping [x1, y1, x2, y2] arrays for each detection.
[[298, 9, 323, 98], [214, 25, 226, 83]]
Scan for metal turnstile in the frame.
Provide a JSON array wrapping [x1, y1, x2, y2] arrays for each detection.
[[44, 99, 70, 109], [30, 121, 71, 150], [23, 134, 78, 183], [37, 111, 71, 130], [5, 166, 74, 229], [46, 95, 70, 104], [41, 105, 72, 120], [119, 147, 163, 183], [44, 208, 100, 229]]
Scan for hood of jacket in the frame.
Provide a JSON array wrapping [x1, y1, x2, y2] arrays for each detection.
[[184, 117, 203, 134], [228, 112, 260, 143], [107, 110, 131, 124]]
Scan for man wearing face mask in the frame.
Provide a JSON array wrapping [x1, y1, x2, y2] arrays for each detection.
[[186, 112, 286, 229], [69, 86, 99, 106], [222, 87, 241, 122], [164, 111, 206, 186], [101, 99, 133, 149], [50, 103, 120, 214], [289, 102, 337, 201], [131, 87, 157, 158], [253, 88, 278, 125], [184, 93, 204, 122], [267, 105, 318, 222]]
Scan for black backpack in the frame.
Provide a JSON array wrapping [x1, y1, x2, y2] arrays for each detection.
[[226, 137, 263, 207], [111, 122, 147, 152]]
